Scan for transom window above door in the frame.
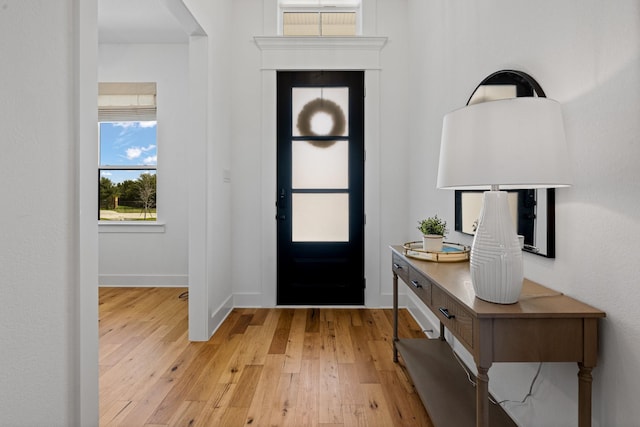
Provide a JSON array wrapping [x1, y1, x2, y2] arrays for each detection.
[[278, 0, 361, 36]]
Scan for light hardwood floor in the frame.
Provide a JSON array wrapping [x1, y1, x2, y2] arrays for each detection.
[[99, 287, 434, 427]]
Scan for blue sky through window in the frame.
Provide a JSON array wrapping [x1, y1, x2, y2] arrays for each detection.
[[99, 121, 157, 183]]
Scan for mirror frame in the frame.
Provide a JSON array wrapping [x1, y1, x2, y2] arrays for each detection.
[[454, 70, 556, 258]]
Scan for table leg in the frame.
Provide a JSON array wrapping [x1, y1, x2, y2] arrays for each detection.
[[578, 363, 593, 427], [393, 272, 399, 362], [476, 365, 490, 427]]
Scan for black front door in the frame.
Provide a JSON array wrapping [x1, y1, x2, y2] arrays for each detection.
[[276, 71, 365, 305]]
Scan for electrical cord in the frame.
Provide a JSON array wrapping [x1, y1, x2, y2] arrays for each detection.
[[452, 349, 477, 387], [451, 347, 543, 406], [493, 362, 542, 406]]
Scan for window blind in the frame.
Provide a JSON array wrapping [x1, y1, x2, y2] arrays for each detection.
[[98, 82, 156, 122]]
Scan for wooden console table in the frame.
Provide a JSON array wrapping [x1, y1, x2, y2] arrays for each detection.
[[391, 245, 605, 427]]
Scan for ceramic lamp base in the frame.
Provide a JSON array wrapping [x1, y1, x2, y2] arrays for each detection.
[[470, 191, 523, 304]]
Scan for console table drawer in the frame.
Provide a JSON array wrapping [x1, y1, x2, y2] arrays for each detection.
[[432, 285, 474, 349], [392, 252, 409, 283], [407, 267, 432, 306]]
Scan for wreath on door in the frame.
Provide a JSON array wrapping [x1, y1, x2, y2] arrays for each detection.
[[296, 97, 346, 147]]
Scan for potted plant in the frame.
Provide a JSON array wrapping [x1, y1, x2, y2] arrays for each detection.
[[418, 215, 448, 252]]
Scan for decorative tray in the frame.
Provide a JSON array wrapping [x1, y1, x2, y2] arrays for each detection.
[[403, 241, 470, 262]]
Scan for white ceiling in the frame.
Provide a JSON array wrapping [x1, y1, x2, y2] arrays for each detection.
[[98, 0, 189, 44]]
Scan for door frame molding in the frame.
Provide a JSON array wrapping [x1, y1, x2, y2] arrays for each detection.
[[253, 37, 387, 307]]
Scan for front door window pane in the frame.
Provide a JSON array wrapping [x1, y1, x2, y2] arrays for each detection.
[[292, 140, 349, 189], [292, 193, 349, 242], [292, 87, 349, 137]]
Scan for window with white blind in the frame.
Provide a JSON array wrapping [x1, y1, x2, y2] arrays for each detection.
[[279, 0, 361, 36], [98, 82, 158, 221]]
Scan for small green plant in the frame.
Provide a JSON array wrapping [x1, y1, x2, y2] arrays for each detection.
[[418, 215, 448, 236]]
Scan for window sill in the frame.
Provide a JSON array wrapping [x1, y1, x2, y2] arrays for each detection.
[[98, 221, 166, 233]]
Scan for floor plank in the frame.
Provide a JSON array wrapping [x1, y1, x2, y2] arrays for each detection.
[[99, 287, 433, 427]]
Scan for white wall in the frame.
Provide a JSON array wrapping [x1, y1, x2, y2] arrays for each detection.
[[407, 0, 640, 425], [229, 0, 265, 304], [0, 1, 96, 425], [98, 43, 190, 287], [376, 0, 411, 302]]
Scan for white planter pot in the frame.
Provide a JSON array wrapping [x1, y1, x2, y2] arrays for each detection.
[[422, 234, 444, 252]]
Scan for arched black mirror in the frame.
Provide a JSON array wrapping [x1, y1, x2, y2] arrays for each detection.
[[454, 70, 556, 258]]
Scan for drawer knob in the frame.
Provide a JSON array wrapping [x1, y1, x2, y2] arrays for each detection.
[[393, 263, 402, 270], [410, 280, 422, 289], [439, 307, 455, 319]]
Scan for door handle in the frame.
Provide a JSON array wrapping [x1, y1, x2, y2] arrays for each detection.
[[276, 188, 287, 220]]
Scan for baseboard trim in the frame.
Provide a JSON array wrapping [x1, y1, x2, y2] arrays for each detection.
[[209, 294, 234, 338], [98, 274, 188, 287], [232, 292, 407, 308], [405, 292, 440, 339], [233, 292, 266, 307], [378, 292, 404, 308]]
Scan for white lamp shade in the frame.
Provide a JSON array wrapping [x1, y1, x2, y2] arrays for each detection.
[[437, 97, 571, 190], [436, 96, 571, 304]]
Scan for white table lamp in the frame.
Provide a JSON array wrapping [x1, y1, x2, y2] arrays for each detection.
[[437, 97, 571, 304]]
